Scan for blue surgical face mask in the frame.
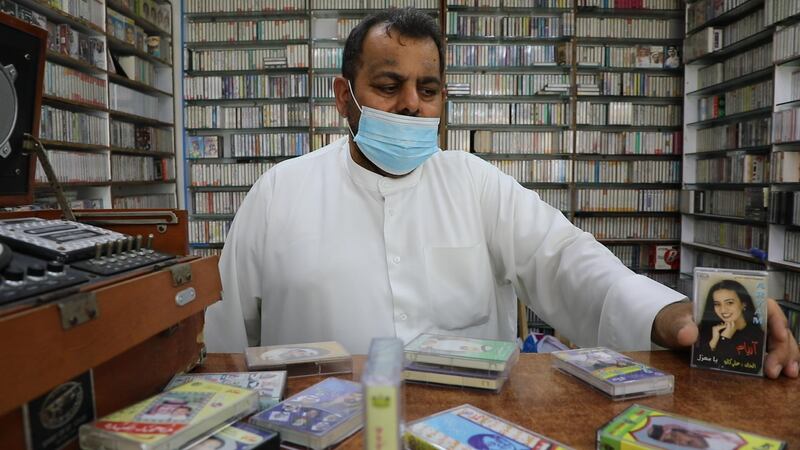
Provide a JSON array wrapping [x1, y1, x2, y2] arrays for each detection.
[[347, 80, 440, 176]]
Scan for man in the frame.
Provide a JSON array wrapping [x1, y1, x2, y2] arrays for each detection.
[[204, 8, 799, 378]]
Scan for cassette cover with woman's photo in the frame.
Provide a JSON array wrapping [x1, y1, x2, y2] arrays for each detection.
[[690, 268, 768, 376], [598, 404, 786, 450]]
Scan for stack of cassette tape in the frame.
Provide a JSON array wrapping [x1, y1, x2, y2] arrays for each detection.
[[403, 333, 520, 392]]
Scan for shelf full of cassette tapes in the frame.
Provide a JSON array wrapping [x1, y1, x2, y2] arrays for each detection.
[[680, 0, 800, 341], [1, 0, 178, 211]]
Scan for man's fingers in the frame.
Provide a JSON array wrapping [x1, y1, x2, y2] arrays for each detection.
[[764, 299, 800, 379], [675, 320, 699, 348], [652, 301, 697, 349], [766, 298, 789, 341]]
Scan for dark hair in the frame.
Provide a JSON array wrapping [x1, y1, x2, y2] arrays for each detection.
[[703, 279, 757, 325], [647, 425, 708, 448], [341, 7, 444, 83], [648, 425, 665, 440], [467, 434, 512, 450]]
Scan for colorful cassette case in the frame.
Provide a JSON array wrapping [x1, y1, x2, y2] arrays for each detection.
[[404, 333, 520, 371], [165, 371, 286, 410], [551, 347, 674, 400], [598, 404, 786, 450], [403, 362, 508, 392], [191, 420, 279, 450], [691, 267, 768, 377], [405, 404, 573, 450], [245, 341, 353, 377], [79, 380, 259, 450], [249, 377, 363, 450]]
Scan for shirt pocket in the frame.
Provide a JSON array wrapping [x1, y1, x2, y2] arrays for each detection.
[[424, 243, 493, 330]]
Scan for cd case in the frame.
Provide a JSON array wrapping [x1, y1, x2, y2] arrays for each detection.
[[245, 341, 353, 377], [79, 380, 259, 450], [249, 377, 363, 450], [165, 371, 287, 409], [551, 347, 674, 400], [190, 420, 279, 450], [597, 404, 786, 450], [404, 333, 520, 371], [403, 362, 509, 392], [405, 404, 572, 450], [690, 267, 768, 376]]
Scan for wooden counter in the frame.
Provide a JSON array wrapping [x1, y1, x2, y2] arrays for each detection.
[[198, 351, 799, 449]]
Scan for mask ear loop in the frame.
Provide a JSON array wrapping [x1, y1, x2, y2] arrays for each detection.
[[346, 79, 362, 139]]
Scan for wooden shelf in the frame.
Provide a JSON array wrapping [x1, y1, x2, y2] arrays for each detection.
[[42, 95, 108, 112], [108, 73, 172, 97], [686, 28, 774, 66], [576, 65, 683, 74], [35, 181, 110, 189], [109, 110, 173, 128], [185, 9, 309, 20], [573, 153, 682, 160], [684, 145, 771, 157], [46, 50, 107, 74], [471, 153, 572, 160], [446, 36, 570, 44], [111, 180, 177, 187], [598, 239, 681, 244], [686, 0, 765, 36], [687, 107, 773, 128], [687, 67, 773, 97], [184, 67, 309, 76], [576, 6, 683, 18], [107, 35, 173, 67], [184, 39, 309, 49], [189, 186, 252, 192], [15, 0, 105, 35], [447, 65, 570, 73], [39, 140, 109, 152], [109, 147, 175, 158]]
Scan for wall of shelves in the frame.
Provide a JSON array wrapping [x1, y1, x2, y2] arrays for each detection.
[[1, 0, 178, 210], [680, 0, 800, 339]]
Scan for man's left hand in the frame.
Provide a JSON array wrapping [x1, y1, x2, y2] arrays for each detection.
[[651, 299, 800, 379]]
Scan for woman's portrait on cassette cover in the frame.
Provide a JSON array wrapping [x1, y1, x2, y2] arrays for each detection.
[[691, 269, 768, 376]]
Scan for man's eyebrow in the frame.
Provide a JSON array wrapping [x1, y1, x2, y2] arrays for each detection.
[[418, 76, 442, 87], [371, 70, 405, 82], [371, 72, 441, 87]]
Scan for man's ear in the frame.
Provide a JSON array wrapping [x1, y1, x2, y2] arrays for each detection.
[[333, 76, 352, 118]]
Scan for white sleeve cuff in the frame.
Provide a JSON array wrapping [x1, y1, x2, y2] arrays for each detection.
[[598, 274, 687, 351]]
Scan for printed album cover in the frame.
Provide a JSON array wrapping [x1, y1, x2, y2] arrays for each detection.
[[78, 380, 258, 450], [189, 420, 279, 450], [551, 347, 674, 400], [245, 341, 353, 376], [166, 371, 286, 409], [405, 404, 572, 450], [249, 377, 363, 450], [597, 404, 786, 450], [187, 136, 205, 158], [404, 334, 520, 371], [690, 268, 768, 376]]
